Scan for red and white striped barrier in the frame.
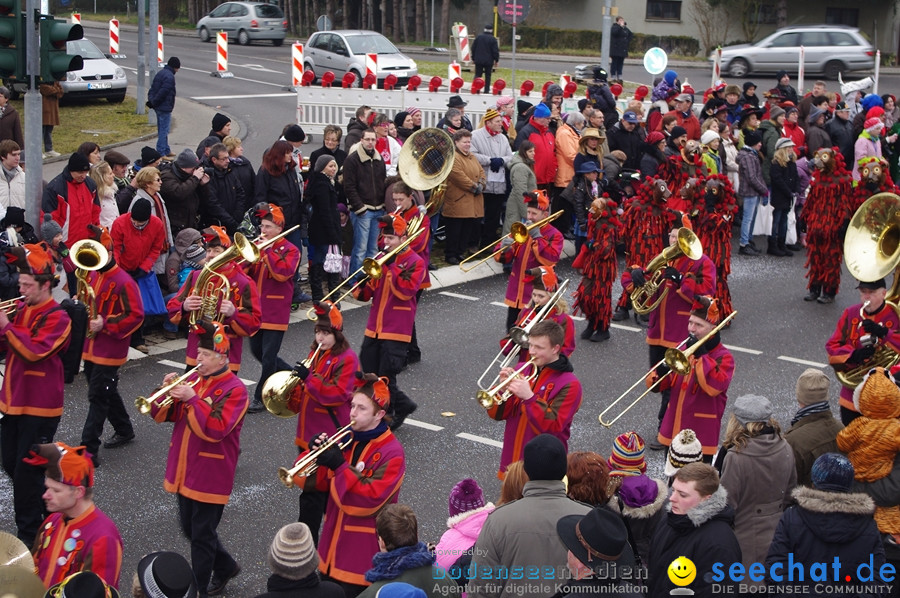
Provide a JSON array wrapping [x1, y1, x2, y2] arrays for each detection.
[[71, 12, 80, 24], [711, 47, 721, 89], [798, 46, 806, 94], [454, 23, 471, 65], [292, 43, 303, 88], [157, 25, 164, 66], [448, 61, 461, 83], [212, 31, 234, 78], [109, 19, 121, 56], [560, 73, 571, 88], [365, 53, 377, 89]]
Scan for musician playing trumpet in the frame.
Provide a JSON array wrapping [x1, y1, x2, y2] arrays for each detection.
[[486, 320, 582, 480], [150, 320, 247, 597]]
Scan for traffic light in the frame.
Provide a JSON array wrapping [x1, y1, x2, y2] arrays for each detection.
[[0, 0, 24, 80], [40, 16, 83, 82]]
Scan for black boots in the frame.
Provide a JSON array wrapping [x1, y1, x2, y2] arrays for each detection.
[[804, 285, 821, 302]]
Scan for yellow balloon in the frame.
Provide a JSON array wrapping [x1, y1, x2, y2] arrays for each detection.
[[668, 556, 697, 587]]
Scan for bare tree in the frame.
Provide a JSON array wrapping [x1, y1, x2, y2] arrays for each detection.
[[400, 0, 408, 40], [775, 0, 787, 29], [415, 0, 425, 41], [439, 0, 450, 47], [689, 0, 732, 54], [707, 0, 764, 41]]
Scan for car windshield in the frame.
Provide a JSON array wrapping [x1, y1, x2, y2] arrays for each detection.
[[346, 34, 398, 55], [66, 39, 105, 60], [255, 4, 283, 18]]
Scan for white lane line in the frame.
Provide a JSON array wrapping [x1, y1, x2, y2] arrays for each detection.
[[439, 291, 479, 301], [571, 315, 585, 321], [157, 359, 185, 369], [191, 92, 297, 100], [179, 65, 287, 88], [778, 356, 828, 368], [490, 301, 507, 308], [610, 323, 641, 332], [457, 432, 503, 448], [403, 419, 444, 431], [240, 378, 256, 387], [724, 344, 763, 355]]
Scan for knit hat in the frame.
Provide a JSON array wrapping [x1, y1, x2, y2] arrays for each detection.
[[523, 434, 567, 481], [769, 105, 786, 121], [103, 150, 130, 166], [313, 300, 343, 331], [775, 69, 789, 81], [866, 106, 885, 120], [44, 571, 120, 598], [483, 108, 500, 123], [268, 523, 319, 580], [405, 106, 422, 116], [811, 453, 855, 492], [866, 119, 885, 135], [393, 111, 411, 129], [732, 394, 773, 425], [40, 214, 63, 242], [212, 112, 231, 132], [25, 442, 94, 488], [526, 265, 558, 293], [664, 429, 703, 477], [807, 107, 827, 124], [195, 319, 229, 354], [167, 56, 181, 69], [137, 551, 198, 598], [853, 366, 900, 418], [607, 431, 646, 476], [743, 81, 756, 92], [700, 130, 719, 146], [202, 225, 231, 249], [2, 206, 24, 227], [796, 368, 830, 406], [5, 243, 55, 276], [775, 137, 795, 151], [67, 152, 91, 172], [618, 475, 660, 508], [646, 131, 665, 146], [141, 146, 162, 165], [744, 130, 763, 147], [314, 154, 336, 173], [556, 507, 634, 573], [670, 125, 688, 139], [283, 125, 306, 143], [448, 478, 486, 516], [375, 583, 427, 598], [379, 213, 408, 236], [664, 70, 678, 86], [533, 103, 551, 119], [256, 202, 285, 227], [184, 244, 206, 263], [175, 148, 201, 170], [131, 198, 152, 222]]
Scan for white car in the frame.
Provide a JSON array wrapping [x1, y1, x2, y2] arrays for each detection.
[[61, 38, 127, 103], [304, 30, 417, 87]]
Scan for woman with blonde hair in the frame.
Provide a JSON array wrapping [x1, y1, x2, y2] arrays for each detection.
[[768, 137, 799, 257], [90, 161, 118, 229]]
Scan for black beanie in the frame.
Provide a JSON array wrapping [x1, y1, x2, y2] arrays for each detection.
[[523, 434, 567, 481], [131, 198, 152, 222], [212, 112, 231, 132], [283, 125, 306, 143], [68, 152, 91, 172]]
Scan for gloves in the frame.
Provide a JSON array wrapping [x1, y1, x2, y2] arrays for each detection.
[[489, 157, 504, 172], [145, 100, 154, 109], [417, 204, 427, 215], [473, 183, 484, 195], [292, 362, 310, 380], [655, 363, 671, 379], [501, 236, 514, 248], [631, 268, 646, 287], [862, 319, 889, 339], [849, 346, 877, 364], [528, 226, 542, 239], [663, 266, 682, 285], [316, 444, 345, 471]]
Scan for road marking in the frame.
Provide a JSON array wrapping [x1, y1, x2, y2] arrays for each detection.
[[403, 419, 444, 431], [778, 356, 828, 368], [439, 291, 479, 301], [191, 92, 297, 100], [157, 359, 185, 369], [490, 301, 507, 308], [724, 344, 763, 355], [240, 378, 256, 387], [457, 432, 503, 448], [179, 65, 287, 88], [232, 63, 282, 73], [571, 315, 585, 321], [610, 323, 641, 332]]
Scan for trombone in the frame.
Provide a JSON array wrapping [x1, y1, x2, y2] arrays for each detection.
[[237, 225, 300, 264], [459, 211, 563, 273], [598, 311, 737, 428], [277, 422, 356, 487], [260, 343, 323, 418], [476, 358, 539, 409], [0, 295, 24, 316], [135, 366, 201, 415], [307, 227, 425, 320]]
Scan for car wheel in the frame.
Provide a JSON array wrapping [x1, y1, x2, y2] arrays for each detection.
[[238, 29, 250, 46], [728, 58, 749, 78], [350, 70, 362, 87], [273, 38, 284, 47], [824, 60, 845, 81], [199, 27, 210, 42], [108, 92, 126, 104]]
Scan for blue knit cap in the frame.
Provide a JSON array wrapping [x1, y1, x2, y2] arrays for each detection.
[[861, 93, 885, 112], [664, 70, 678, 86], [811, 453, 855, 492]]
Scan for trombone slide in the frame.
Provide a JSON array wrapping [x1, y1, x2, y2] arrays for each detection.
[[476, 359, 539, 409], [459, 211, 563, 273]]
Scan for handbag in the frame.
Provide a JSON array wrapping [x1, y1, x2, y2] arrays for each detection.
[[136, 271, 167, 316], [786, 196, 798, 245], [323, 244, 343, 274]]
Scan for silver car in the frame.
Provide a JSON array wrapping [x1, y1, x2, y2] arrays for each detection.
[[196, 1, 287, 46], [61, 39, 127, 103], [713, 25, 875, 80], [304, 30, 417, 87]]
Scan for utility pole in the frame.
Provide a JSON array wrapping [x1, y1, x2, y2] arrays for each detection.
[[24, 0, 41, 228], [136, 0, 145, 115], [600, 0, 612, 71], [148, 0, 158, 125]]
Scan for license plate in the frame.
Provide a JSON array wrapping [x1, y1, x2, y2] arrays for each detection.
[[392, 71, 407, 78], [87, 82, 112, 90]]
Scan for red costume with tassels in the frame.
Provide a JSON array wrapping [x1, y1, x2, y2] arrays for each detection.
[[697, 175, 739, 318], [658, 141, 709, 214], [573, 196, 619, 334]]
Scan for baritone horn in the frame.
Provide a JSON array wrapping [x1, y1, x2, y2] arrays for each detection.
[[260, 343, 323, 418], [460, 212, 563, 273], [631, 228, 702, 315], [71, 238, 110, 338], [598, 311, 737, 428], [398, 128, 455, 240], [135, 366, 201, 414], [476, 358, 539, 409], [188, 232, 260, 325], [277, 422, 355, 487]]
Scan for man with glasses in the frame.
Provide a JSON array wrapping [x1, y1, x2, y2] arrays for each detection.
[[343, 128, 386, 278], [205, 142, 247, 235]]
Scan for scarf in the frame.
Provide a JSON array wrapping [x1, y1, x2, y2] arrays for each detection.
[[376, 137, 391, 164], [2, 164, 16, 183], [790, 401, 831, 426], [365, 542, 434, 582], [487, 126, 500, 137], [350, 420, 388, 465]]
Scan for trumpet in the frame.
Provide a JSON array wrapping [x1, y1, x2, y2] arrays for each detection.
[[0, 295, 24, 315], [476, 358, 539, 409], [598, 311, 737, 428], [277, 422, 356, 487], [631, 228, 702, 315], [260, 343, 323, 418], [459, 212, 563, 273], [135, 366, 201, 415]]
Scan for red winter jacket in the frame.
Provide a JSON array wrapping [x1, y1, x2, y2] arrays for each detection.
[[516, 117, 557, 185], [110, 213, 165, 273]]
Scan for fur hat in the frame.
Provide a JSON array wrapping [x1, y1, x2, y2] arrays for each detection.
[[5, 243, 55, 276], [137, 551, 198, 598], [202, 225, 231, 249], [268, 523, 319, 580], [607, 431, 646, 476], [25, 441, 94, 487], [811, 453, 855, 492], [448, 478, 486, 516], [40, 214, 63, 242], [526, 265, 558, 293], [45, 571, 120, 598], [195, 319, 229, 354], [732, 394, 773, 425], [664, 429, 703, 477], [67, 152, 91, 173], [313, 300, 343, 332], [256, 203, 285, 227], [523, 434, 567, 481], [796, 368, 830, 406], [724, 84, 741, 97], [212, 112, 231, 132]]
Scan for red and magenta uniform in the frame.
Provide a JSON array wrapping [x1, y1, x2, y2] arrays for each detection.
[[401, 205, 431, 290], [826, 302, 900, 413], [167, 262, 262, 372], [357, 247, 426, 343], [82, 265, 144, 366], [486, 357, 583, 479], [288, 345, 360, 449], [505, 304, 575, 361], [34, 504, 123, 589], [151, 368, 248, 504], [497, 223, 564, 309], [244, 237, 300, 331]]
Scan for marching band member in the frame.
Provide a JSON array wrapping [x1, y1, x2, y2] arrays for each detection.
[[150, 320, 248, 597], [354, 213, 425, 430], [244, 203, 301, 413], [392, 181, 430, 365], [622, 218, 716, 450], [485, 319, 583, 480], [826, 277, 900, 425], [648, 296, 734, 457], [496, 190, 564, 332], [0, 243, 71, 546], [167, 225, 261, 372], [29, 442, 123, 589], [286, 300, 359, 544], [79, 226, 144, 463], [292, 372, 406, 598], [503, 265, 574, 361]]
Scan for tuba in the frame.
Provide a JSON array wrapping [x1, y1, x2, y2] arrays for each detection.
[[839, 192, 900, 388], [70, 239, 110, 338], [398, 128, 455, 237], [260, 343, 323, 417], [188, 232, 260, 326], [631, 228, 702, 315]]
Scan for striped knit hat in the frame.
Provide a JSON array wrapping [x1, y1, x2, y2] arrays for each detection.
[[484, 108, 500, 123], [268, 523, 319, 580], [607, 431, 646, 476], [664, 429, 703, 478]]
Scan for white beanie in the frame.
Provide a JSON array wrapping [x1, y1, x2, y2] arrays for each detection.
[[700, 130, 719, 146]]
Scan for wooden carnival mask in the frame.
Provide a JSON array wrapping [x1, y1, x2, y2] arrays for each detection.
[[812, 148, 836, 175]]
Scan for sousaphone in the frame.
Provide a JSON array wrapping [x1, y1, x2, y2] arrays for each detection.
[[398, 128, 455, 232]]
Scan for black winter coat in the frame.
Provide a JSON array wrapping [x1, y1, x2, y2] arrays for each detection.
[[252, 573, 345, 598], [159, 162, 210, 234], [588, 83, 619, 126], [769, 160, 799, 210], [854, 453, 900, 561], [827, 117, 855, 168], [229, 156, 256, 206], [472, 31, 500, 66], [609, 23, 633, 58], [204, 165, 245, 232], [254, 166, 302, 228], [306, 171, 342, 247], [344, 118, 368, 152], [607, 123, 643, 171]]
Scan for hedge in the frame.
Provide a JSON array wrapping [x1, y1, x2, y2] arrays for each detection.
[[495, 22, 701, 57]]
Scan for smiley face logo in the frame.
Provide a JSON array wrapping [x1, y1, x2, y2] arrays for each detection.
[[668, 556, 696, 587]]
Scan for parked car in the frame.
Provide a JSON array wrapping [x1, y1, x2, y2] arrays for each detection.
[[712, 25, 875, 80], [61, 38, 127, 103], [304, 30, 417, 87], [196, 1, 287, 46]]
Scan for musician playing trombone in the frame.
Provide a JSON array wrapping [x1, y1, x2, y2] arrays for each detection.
[[149, 320, 247, 597], [646, 296, 734, 458], [485, 319, 583, 480], [503, 265, 575, 362], [392, 182, 430, 365], [244, 204, 301, 413]]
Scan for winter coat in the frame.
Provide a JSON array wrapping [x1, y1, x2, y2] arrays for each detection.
[[560, 175, 594, 230], [434, 503, 495, 573], [758, 118, 782, 185], [471, 126, 513, 195], [722, 136, 740, 190], [853, 132, 883, 182], [719, 431, 797, 569], [608, 477, 668, 566], [854, 453, 900, 561], [160, 162, 210, 234], [129, 188, 175, 272], [148, 64, 177, 113], [827, 116, 855, 167], [514, 117, 557, 185], [603, 153, 625, 182], [770, 160, 799, 210], [252, 572, 345, 598], [110, 213, 165, 274], [736, 147, 767, 198], [229, 156, 256, 203], [0, 105, 23, 148], [308, 145, 348, 172], [554, 123, 581, 188], [607, 122, 643, 170], [588, 83, 619, 127], [647, 487, 742, 598], [39, 82, 63, 126], [254, 164, 303, 228], [640, 148, 665, 178], [785, 409, 843, 487], [342, 142, 386, 214], [471, 31, 500, 66], [443, 149, 485, 219], [306, 171, 342, 247], [0, 165, 26, 215], [357, 562, 457, 598], [766, 486, 885, 595], [776, 83, 799, 105], [504, 152, 536, 235], [609, 22, 633, 58], [806, 122, 833, 160], [165, 227, 202, 294], [344, 118, 368, 152], [204, 164, 246, 232], [42, 169, 100, 245]]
